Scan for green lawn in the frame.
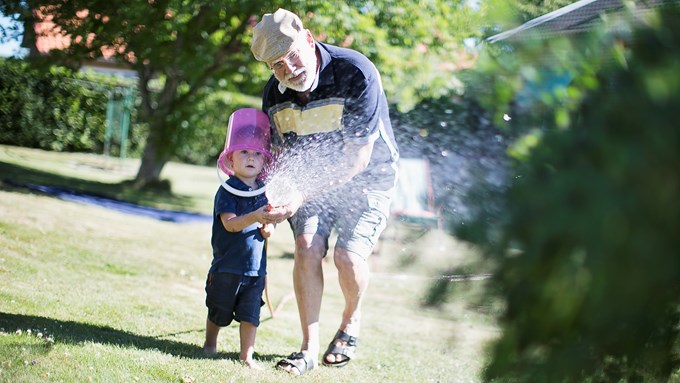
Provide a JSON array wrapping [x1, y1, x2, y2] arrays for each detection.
[[0, 144, 499, 383]]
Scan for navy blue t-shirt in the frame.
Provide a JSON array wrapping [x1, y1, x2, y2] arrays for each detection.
[[210, 177, 268, 276], [262, 41, 399, 192]]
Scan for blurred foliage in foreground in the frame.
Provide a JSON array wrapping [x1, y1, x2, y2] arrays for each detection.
[[460, 5, 680, 382]]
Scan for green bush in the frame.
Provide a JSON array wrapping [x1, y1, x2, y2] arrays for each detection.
[[0, 58, 143, 156], [478, 7, 680, 383], [168, 89, 258, 167]]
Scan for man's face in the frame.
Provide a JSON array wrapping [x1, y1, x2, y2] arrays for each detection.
[[269, 36, 317, 92]]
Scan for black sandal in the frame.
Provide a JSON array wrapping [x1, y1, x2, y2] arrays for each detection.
[[276, 352, 316, 376], [322, 330, 359, 368]]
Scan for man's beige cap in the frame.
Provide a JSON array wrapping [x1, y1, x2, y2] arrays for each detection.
[[251, 9, 305, 63]]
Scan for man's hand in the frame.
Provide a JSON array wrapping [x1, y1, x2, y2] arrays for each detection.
[[263, 190, 304, 224]]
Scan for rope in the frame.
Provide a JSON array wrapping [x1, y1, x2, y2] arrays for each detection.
[[370, 273, 492, 282]]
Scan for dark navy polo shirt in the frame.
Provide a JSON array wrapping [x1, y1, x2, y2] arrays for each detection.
[[262, 41, 399, 191], [210, 177, 268, 276]]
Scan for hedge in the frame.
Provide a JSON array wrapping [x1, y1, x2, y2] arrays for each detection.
[[0, 57, 143, 157]]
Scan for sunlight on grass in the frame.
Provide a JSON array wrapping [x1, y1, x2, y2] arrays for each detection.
[[1, 146, 499, 382]]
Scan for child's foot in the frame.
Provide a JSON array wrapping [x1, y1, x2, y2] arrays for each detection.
[[203, 345, 217, 356], [240, 358, 263, 370]]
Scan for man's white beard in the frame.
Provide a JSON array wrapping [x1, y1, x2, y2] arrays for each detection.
[[279, 48, 317, 92]]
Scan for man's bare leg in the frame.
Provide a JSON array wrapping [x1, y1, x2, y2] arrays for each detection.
[[324, 247, 369, 364], [278, 233, 325, 373]]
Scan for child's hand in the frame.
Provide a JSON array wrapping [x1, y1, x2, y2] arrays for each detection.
[[252, 205, 270, 225], [264, 191, 304, 224], [260, 223, 274, 239]]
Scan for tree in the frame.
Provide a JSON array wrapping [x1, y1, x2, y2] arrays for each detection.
[[2, 0, 271, 188], [503, 0, 575, 22], [1, 0, 484, 189], [483, 0, 576, 35]]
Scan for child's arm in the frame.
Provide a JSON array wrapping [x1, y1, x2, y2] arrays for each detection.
[[219, 205, 268, 232]]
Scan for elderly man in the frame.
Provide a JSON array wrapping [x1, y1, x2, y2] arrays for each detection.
[[252, 8, 399, 375]]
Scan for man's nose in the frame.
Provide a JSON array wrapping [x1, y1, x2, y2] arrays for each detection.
[[282, 60, 297, 73]]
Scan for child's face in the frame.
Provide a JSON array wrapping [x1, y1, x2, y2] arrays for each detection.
[[228, 149, 267, 179]]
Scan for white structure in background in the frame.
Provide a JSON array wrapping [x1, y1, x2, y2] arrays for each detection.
[[391, 158, 441, 228]]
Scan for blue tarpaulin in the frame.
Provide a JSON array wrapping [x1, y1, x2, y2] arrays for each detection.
[[4, 180, 211, 223]]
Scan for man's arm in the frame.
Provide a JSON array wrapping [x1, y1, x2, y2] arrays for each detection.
[[337, 134, 377, 184]]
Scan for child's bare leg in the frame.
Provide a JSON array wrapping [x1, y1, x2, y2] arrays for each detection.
[[239, 321, 261, 369], [203, 318, 220, 355]]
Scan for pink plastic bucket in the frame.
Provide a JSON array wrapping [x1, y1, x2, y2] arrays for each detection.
[[217, 108, 272, 176]]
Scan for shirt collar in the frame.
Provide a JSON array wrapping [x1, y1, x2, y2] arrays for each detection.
[[227, 176, 264, 191]]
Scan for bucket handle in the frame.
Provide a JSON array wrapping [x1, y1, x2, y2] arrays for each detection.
[[216, 165, 267, 197]]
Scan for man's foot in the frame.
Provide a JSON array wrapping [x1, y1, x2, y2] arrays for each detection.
[[276, 351, 316, 376], [322, 330, 359, 367]]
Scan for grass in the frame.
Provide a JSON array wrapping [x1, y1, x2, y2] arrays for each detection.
[[0, 144, 499, 383]]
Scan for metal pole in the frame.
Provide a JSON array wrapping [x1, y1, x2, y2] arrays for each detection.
[[104, 89, 115, 156]]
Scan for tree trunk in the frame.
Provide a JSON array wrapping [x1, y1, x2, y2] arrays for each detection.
[[132, 126, 170, 189], [132, 68, 178, 190]]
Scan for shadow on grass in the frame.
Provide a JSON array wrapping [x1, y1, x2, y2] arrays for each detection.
[[0, 161, 197, 212], [0, 312, 281, 362]]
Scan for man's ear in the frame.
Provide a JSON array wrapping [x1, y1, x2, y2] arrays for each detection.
[[305, 29, 315, 46]]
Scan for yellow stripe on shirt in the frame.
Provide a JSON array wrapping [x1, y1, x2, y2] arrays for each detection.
[[272, 100, 344, 137]]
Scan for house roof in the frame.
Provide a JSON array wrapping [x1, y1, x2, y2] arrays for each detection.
[[30, 7, 136, 78], [33, 8, 122, 60], [487, 0, 673, 43]]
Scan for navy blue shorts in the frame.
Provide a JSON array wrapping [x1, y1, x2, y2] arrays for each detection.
[[205, 272, 265, 327]]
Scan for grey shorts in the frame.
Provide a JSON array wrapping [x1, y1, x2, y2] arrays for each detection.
[[288, 184, 393, 260]]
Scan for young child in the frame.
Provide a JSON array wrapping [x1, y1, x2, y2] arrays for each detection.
[[203, 108, 273, 369]]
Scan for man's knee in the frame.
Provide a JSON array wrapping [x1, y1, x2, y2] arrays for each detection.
[[333, 248, 365, 270], [295, 235, 325, 267], [296, 233, 325, 250]]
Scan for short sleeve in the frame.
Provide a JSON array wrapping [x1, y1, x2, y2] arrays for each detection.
[[341, 63, 382, 144], [214, 188, 238, 217]]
